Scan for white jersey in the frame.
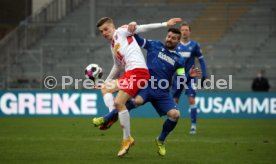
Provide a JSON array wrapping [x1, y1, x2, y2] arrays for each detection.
[[111, 25, 147, 71], [105, 23, 167, 81]]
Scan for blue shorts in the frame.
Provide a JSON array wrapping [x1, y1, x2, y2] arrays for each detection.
[[137, 86, 178, 117], [171, 75, 196, 98]]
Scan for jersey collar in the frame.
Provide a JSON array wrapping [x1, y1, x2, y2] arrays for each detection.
[[180, 40, 191, 46]]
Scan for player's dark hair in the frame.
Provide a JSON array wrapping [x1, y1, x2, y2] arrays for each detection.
[[96, 17, 113, 27], [168, 28, 181, 39], [180, 21, 191, 31]]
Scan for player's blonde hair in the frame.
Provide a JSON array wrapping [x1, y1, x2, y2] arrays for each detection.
[[96, 17, 113, 27]]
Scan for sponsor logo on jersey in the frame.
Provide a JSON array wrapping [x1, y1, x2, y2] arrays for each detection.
[[158, 52, 175, 66], [178, 52, 191, 57]]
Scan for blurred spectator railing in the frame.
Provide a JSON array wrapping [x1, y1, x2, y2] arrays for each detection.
[[0, 0, 86, 90]]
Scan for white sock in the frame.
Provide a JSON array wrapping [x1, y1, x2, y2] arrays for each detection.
[[118, 110, 130, 139], [103, 93, 115, 112]]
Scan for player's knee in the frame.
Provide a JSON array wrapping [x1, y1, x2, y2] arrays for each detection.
[[188, 97, 195, 105], [101, 84, 114, 95], [101, 85, 108, 95], [114, 99, 125, 110], [174, 110, 180, 119], [134, 96, 143, 106], [167, 109, 180, 120]]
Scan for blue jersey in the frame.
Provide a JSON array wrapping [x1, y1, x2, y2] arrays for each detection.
[[134, 34, 187, 88], [171, 40, 207, 98], [133, 34, 187, 116], [176, 40, 207, 77]]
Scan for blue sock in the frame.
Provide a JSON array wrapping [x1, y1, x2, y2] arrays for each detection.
[[159, 118, 177, 142], [125, 98, 136, 111], [103, 109, 118, 122], [190, 105, 197, 125]]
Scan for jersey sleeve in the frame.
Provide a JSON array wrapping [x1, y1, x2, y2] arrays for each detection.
[[133, 34, 151, 50], [135, 22, 167, 33], [195, 43, 207, 78], [117, 25, 133, 37], [194, 42, 203, 57], [118, 22, 167, 36], [105, 48, 123, 82], [105, 64, 122, 82]]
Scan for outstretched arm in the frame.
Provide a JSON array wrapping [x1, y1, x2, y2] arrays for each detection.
[[198, 57, 207, 79], [128, 18, 182, 33], [195, 43, 207, 79], [105, 54, 123, 82], [105, 64, 122, 82]]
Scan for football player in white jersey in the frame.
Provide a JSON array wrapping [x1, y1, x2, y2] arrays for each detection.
[[95, 17, 182, 157]]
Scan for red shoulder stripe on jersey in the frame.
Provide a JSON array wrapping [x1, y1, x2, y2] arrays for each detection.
[[117, 51, 123, 61], [127, 36, 133, 45]]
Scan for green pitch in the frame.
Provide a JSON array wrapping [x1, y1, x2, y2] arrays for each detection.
[[0, 117, 275, 164]]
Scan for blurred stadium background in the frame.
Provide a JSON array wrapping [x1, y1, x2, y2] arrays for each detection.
[[0, 0, 275, 90], [0, 1, 276, 163]]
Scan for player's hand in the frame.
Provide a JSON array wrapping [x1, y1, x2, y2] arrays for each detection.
[[189, 65, 201, 77], [128, 21, 137, 33], [166, 18, 182, 27]]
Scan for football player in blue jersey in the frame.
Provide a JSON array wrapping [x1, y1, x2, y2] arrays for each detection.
[[93, 26, 201, 156], [171, 22, 207, 134]]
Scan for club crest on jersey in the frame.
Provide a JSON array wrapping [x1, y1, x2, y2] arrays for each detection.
[[114, 43, 120, 54]]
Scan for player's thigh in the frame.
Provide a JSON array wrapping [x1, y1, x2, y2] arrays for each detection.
[[134, 95, 144, 106], [151, 93, 178, 117], [115, 90, 132, 110], [101, 80, 119, 95], [134, 87, 150, 106], [185, 80, 197, 99]]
